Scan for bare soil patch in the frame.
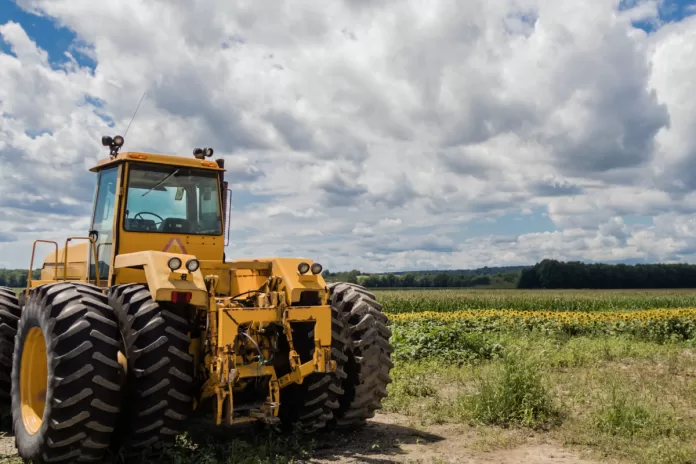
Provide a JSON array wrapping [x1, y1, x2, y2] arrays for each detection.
[[0, 411, 603, 464], [309, 412, 601, 464]]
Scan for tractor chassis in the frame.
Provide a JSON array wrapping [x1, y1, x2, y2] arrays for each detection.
[[199, 286, 336, 427]]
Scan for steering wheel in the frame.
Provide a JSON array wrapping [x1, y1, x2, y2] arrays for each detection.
[[134, 212, 164, 228]]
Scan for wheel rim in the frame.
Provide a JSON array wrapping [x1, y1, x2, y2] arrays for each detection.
[[20, 327, 48, 435]]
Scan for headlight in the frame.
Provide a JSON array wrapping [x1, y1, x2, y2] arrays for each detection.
[[186, 259, 200, 272], [298, 262, 310, 274], [311, 263, 323, 275], [168, 257, 182, 271]]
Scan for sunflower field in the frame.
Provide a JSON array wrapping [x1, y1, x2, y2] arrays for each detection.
[[376, 289, 696, 362]]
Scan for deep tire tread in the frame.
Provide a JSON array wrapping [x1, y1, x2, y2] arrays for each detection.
[[0, 286, 21, 402], [11, 282, 122, 463], [107, 283, 193, 458], [328, 282, 394, 429], [279, 303, 349, 433]]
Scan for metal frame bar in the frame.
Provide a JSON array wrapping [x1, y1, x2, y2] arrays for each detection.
[[27, 240, 59, 289], [224, 188, 232, 247], [63, 236, 101, 287]]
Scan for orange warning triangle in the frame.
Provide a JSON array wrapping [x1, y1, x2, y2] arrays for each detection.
[[162, 238, 188, 254]]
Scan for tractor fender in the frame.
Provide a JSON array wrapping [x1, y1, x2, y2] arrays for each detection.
[[114, 250, 208, 306]]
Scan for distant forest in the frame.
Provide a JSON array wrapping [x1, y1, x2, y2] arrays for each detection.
[[4, 260, 696, 289], [322, 266, 524, 288], [0, 269, 40, 288], [324, 260, 696, 289], [516, 259, 696, 289]]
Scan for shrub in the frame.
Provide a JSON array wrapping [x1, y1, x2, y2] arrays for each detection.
[[464, 346, 562, 429]]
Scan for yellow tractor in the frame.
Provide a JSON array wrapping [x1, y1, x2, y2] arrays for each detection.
[[0, 135, 394, 463]]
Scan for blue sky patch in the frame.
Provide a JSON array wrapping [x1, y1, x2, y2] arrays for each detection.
[[622, 215, 653, 225], [24, 128, 54, 139], [658, 0, 696, 23], [0, 1, 95, 70], [84, 96, 116, 127], [620, 0, 696, 33], [464, 207, 559, 236]]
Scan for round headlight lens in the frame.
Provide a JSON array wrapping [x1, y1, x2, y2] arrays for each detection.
[[311, 263, 323, 275], [186, 259, 200, 272], [168, 257, 182, 271], [298, 262, 310, 274]]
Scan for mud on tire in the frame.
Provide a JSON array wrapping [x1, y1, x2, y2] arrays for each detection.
[[328, 282, 394, 428], [11, 282, 123, 463], [107, 283, 194, 458], [0, 286, 21, 403]]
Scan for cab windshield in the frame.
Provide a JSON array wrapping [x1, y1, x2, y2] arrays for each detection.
[[124, 163, 223, 236]]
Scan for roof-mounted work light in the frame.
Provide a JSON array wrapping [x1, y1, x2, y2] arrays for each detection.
[[193, 147, 214, 159], [102, 135, 125, 158]]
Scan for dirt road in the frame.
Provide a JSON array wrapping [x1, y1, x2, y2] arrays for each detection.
[[310, 412, 602, 464], [0, 412, 603, 463]]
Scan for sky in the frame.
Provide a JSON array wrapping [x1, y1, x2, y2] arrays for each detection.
[[0, 0, 695, 273]]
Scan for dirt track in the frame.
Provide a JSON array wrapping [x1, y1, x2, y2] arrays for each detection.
[[0, 412, 603, 463], [309, 412, 601, 464]]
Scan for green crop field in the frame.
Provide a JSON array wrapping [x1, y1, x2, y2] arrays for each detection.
[[376, 288, 696, 464], [374, 287, 696, 312], [3, 287, 696, 463]]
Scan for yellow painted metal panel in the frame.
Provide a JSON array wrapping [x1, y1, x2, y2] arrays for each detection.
[[114, 251, 208, 306], [90, 152, 224, 173]]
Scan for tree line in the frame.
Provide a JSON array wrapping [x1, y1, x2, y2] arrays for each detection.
[[517, 259, 696, 289], [7, 259, 696, 289], [0, 269, 41, 288], [322, 269, 520, 288]]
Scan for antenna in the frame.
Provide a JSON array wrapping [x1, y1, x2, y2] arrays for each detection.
[[122, 91, 147, 141], [100, 90, 146, 158]]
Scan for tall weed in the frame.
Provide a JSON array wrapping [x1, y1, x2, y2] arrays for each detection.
[[464, 346, 562, 429]]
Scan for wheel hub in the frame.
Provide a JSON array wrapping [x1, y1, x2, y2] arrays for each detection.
[[20, 327, 48, 435]]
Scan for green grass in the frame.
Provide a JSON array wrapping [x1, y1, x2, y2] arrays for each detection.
[[3, 334, 695, 463], [1, 415, 318, 464], [381, 334, 696, 464], [463, 345, 562, 429], [4, 287, 696, 462]]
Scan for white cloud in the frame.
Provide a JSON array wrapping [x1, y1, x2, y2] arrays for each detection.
[[378, 218, 403, 228], [1, 0, 696, 272]]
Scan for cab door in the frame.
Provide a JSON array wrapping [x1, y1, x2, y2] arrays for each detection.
[[88, 166, 120, 286]]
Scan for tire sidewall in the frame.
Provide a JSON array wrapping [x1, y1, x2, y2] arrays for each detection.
[[327, 282, 393, 427], [11, 291, 55, 459]]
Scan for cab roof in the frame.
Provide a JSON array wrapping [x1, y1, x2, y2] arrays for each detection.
[[89, 151, 225, 173]]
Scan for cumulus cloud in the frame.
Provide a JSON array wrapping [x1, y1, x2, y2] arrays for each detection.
[[1, 0, 696, 272]]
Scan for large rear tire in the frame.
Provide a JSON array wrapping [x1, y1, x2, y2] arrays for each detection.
[[278, 310, 348, 433], [0, 286, 21, 403], [107, 283, 194, 459], [328, 282, 394, 428], [11, 282, 123, 463]]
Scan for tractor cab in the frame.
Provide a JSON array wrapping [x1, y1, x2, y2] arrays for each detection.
[[89, 136, 228, 286], [32, 135, 229, 288]]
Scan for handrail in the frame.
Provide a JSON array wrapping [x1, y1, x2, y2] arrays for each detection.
[[63, 236, 101, 287], [27, 240, 59, 290], [225, 188, 232, 247], [95, 242, 112, 281]]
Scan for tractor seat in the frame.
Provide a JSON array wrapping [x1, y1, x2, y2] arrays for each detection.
[[160, 217, 192, 233], [126, 218, 158, 232]]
